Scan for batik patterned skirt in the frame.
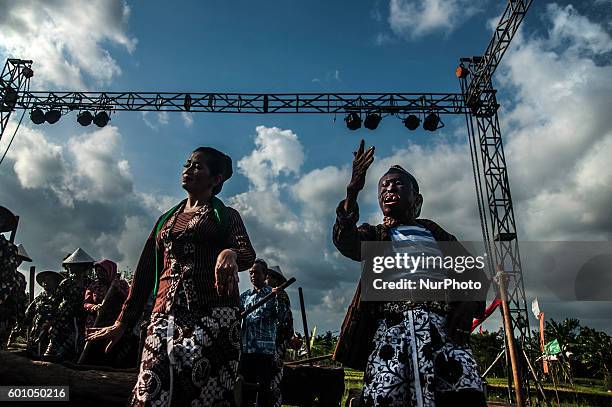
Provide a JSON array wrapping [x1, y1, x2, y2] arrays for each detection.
[[362, 306, 485, 407], [130, 306, 241, 407]]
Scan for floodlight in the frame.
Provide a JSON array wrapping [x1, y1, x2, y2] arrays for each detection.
[[403, 114, 420, 130], [344, 112, 361, 130], [77, 111, 93, 126], [44, 109, 61, 124], [364, 113, 381, 130], [423, 113, 441, 131], [93, 111, 110, 127], [30, 108, 45, 125]]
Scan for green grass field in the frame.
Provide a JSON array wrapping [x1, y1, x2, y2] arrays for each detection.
[[339, 370, 612, 407]]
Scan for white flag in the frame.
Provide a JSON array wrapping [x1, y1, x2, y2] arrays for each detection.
[[532, 298, 541, 318]]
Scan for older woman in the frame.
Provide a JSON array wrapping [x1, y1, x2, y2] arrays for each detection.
[[87, 147, 256, 406]]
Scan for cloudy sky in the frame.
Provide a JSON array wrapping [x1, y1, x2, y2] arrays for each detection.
[[0, 0, 611, 335]]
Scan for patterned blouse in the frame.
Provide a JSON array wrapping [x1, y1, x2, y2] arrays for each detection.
[[118, 199, 256, 328]]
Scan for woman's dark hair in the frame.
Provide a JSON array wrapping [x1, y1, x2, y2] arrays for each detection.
[[193, 147, 233, 195]]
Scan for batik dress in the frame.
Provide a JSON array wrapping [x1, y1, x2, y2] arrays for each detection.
[[332, 200, 488, 407], [126, 201, 254, 407], [0, 235, 21, 349], [22, 291, 59, 355], [361, 225, 485, 407], [44, 275, 87, 360]]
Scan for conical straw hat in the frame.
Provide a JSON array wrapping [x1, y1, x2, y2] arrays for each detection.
[[62, 247, 95, 264], [17, 244, 32, 262]]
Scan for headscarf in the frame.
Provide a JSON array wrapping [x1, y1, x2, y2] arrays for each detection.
[[87, 259, 127, 301]]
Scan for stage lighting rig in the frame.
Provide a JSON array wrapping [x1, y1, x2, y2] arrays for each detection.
[[93, 111, 110, 127], [363, 113, 381, 130], [44, 109, 61, 124], [77, 111, 93, 126], [344, 112, 361, 130], [422, 112, 443, 131], [30, 108, 45, 125], [403, 114, 420, 130]]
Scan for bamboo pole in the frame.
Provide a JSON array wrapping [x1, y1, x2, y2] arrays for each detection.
[[298, 287, 312, 359], [497, 270, 525, 407], [28, 266, 35, 303]]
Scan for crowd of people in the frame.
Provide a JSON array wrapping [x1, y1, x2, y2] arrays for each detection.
[[1, 142, 489, 406], [0, 242, 132, 361]]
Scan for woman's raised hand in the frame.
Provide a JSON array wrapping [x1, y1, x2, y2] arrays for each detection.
[[347, 139, 375, 193], [85, 321, 127, 354], [215, 249, 239, 296]]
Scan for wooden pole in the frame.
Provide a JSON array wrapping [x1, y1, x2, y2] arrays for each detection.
[[298, 287, 311, 359], [497, 271, 525, 407], [540, 312, 549, 374], [28, 266, 35, 303]]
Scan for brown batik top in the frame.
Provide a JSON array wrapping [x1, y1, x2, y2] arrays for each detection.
[[117, 199, 256, 328]]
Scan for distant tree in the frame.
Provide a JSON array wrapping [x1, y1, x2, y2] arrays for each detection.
[[470, 329, 505, 378], [576, 327, 612, 390]]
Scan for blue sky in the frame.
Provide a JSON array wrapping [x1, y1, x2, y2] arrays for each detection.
[[1, 0, 611, 335]]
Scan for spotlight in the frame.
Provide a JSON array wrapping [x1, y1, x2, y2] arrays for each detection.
[[344, 112, 361, 130], [22, 67, 34, 79], [44, 109, 61, 124], [455, 65, 469, 79], [364, 113, 381, 130], [403, 114, 420, 130], [423, 113, 441, 132], [77, 111, 93, 126], [30, 108, 45, 125], [93, 111, 110, 127], [1, 86, 18, 111]]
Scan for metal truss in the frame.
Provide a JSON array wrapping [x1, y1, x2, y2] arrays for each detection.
[[463, 0, 534, 113], [459, 0, 536, 404], [5, 90, 470, 118], [0, 59, 33, 143]]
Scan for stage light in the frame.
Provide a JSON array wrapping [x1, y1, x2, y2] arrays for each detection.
[[44, 109, 61, 124], [22, 67, 34, 79], [403, 114, 420, 130], [423, 113, 441, 131], [364, 113, 381, 130], [456, 65, 469, 79], [30, 108, 45, 125], [1, 86, 18, 111], [345, 112, 361, 130], [77, 111, 93, 126], [93, 111, 110, 127]]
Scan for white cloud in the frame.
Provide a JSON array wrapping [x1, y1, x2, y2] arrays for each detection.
[[141, 111, 171, 131], [181, 112, 194, 128], [0, 0, 136, 88], [496, 3, 612, 241], [237, 126, 304, 191], [388, 0, 484, 39]]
